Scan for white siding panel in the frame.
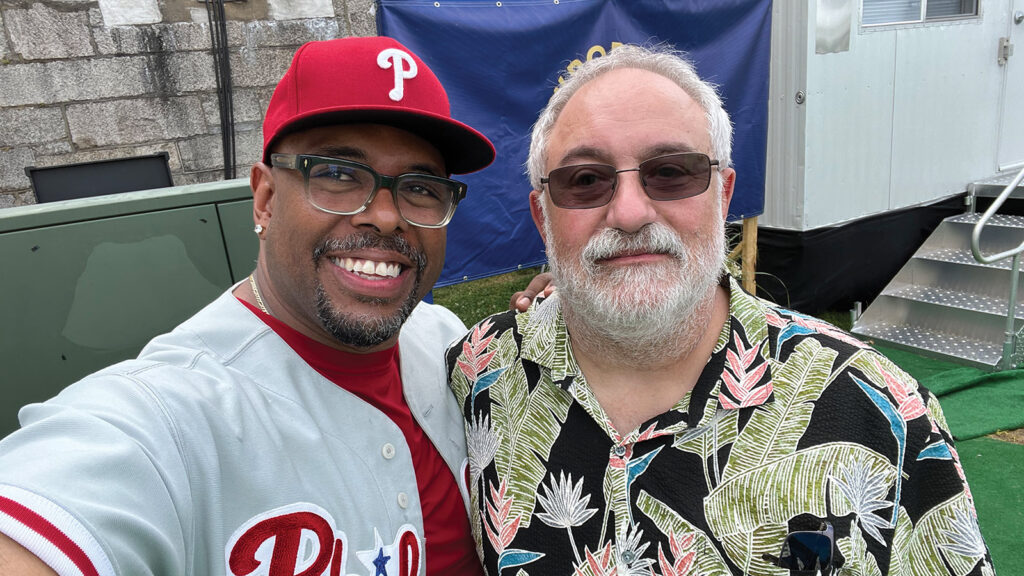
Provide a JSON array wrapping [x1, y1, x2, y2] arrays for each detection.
[[889, 17, 1004, 210], [803, 20, 897, 229], [761, 0, 809, 230]]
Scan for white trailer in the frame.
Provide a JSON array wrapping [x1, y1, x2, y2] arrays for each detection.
[[761, 0, 1024, 367]]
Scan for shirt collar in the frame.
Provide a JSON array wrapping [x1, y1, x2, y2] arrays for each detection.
[[519, 293, 580, 388]]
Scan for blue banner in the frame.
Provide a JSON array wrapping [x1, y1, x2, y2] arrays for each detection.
[[378, 0, 771, 287]]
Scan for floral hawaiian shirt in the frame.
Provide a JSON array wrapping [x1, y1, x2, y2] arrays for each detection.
[[447, 276, 994, 576]]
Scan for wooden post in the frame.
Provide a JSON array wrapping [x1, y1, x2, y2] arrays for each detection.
[[741, 216, 758, 293]]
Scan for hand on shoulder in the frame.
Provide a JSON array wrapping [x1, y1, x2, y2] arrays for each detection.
[[510, 271, 555, 312]]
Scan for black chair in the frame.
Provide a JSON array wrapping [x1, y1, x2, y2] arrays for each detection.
[[25, 152, 174, 203]]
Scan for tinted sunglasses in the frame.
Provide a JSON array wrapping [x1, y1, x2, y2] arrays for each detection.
[[540, 152, 720, 209], [762, 522, 837, 575]]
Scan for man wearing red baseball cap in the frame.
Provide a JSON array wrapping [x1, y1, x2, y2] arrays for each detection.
[[0, 37, 497, 575]]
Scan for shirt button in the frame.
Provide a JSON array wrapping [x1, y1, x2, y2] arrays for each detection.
[[613, 445, 627, 457], [621, 550, 636, 564], [397, 492, 409, 508], [382, 443, 396, 459]]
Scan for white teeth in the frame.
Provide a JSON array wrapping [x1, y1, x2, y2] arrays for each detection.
[[331, 257, 401, 278]]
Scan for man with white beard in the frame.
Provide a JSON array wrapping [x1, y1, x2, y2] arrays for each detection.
[[448, 44, 993, 576]]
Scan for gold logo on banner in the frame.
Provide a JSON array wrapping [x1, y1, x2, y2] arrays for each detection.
[[556, 42, 624, 92]]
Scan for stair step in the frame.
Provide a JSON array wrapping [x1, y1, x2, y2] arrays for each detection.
[[854, 322, 1002, 368], [946, 212, 1024, 228], [884, 285, 1024, 318], [917, 247, 1018, 270], [971, 172, 1024, 197]]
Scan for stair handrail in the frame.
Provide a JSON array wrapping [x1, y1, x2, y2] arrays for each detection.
[[971, 165, 1024, 263], [971, 164, 1024, 370]]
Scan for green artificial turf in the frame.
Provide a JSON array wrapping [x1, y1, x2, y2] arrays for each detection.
[[956, 437, 1024, 574]]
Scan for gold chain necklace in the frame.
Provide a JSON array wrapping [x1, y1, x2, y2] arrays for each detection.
[[248, 273, 269, 314]]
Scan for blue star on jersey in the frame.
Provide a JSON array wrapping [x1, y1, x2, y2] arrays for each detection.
[[373, 548, 391, 576], [355, 526, 424, 576]]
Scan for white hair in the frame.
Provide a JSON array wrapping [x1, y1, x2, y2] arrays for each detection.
[[526, 43, 733, 190]]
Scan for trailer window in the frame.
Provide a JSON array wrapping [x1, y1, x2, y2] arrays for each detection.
[[862, 0, 978, 26]]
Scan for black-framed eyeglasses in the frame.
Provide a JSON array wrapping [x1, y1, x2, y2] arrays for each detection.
[[270, 153, 467, 228], [762, 522, 837, 575], [539, 152, 721, 209]]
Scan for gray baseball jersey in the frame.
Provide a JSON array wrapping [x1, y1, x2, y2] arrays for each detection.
[[0, 289, 469, 576]]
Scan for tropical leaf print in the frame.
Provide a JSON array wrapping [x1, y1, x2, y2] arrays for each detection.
[[635, 491, 733, 576], [718, 522, 788, 576], [831, 458, 893, 544], [925, 389, 952, 432], [720, 333, 772, 409], [851, 375, 907, 526], [836, 520, 884, 576], [891, 492, 987, 576], [572, 542, 620, 576], [536, 471, 598, 564], [654, 532, 697, 576], [941, 507, 987, 560], [672, 408, 738, 490], [730, 285, 770, 346], [723, 338, 837, 481], [706, 443, 894, 537], [467, 412, 500, 484], [497, 549, 544, 574], [483, 477, 522, 554], [489, 345, 573, 522], [872, 359, 927, 420], [942, 433, 976, 507], [518, 295, 574, 381], [449, 356, 473, 406], [767, 307, 871, 355], [602, 449, 630, 543], [615, 522, 655, 575], [458, 319, 497, 381], [451, 277, 994, 576], [707, 445, 893, 571], [471, 368, 507, 413], [917, 439, 953, 460], [537, 471, 599, 529], [483, 478, 545, 574]]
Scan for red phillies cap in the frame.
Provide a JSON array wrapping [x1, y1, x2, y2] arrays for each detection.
[[262, 36, 495, 175]]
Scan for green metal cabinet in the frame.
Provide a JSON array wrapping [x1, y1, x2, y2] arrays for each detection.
[[0, 180, 254, 437]]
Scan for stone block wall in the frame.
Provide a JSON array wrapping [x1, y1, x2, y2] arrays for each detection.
[[0, 0, 377, 208]]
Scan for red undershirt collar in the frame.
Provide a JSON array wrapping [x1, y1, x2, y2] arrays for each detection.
[[235, 296, 398, 377]]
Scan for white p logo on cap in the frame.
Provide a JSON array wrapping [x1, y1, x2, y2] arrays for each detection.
[[377, 48, 418, 102]]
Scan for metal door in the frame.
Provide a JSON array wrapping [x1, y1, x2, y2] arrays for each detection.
[[998, 0, 1024, 170]]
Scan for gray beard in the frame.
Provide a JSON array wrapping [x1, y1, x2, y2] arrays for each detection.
[[546, 217, 725, 365], [312, 234, 426, 349]]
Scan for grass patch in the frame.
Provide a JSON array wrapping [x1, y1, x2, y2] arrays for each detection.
[[816, 308, 853, 332], [433, 266, 545, 327]]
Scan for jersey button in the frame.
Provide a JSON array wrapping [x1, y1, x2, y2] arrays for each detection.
[[397, 492, 409, 508], [382, 443, 396, 459], [613, 445, 627, 457]]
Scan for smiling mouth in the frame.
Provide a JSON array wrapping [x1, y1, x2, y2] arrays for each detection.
[[596, 249, 672, 261], [330, 257, 402, 279]]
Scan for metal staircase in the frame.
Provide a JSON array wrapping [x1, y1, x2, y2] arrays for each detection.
[[852, 167, 1024, 370]]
